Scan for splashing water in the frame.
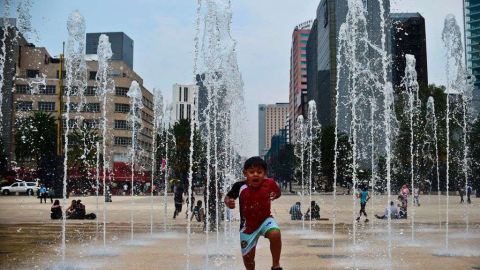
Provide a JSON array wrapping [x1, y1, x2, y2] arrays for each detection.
[[150, 90, 164, 235], [426, 97, 441, 229], [404, 54, 420, 242], [127, 80, 144, 241], [95, 33, 114, 248], [62, 10, 86, 264]]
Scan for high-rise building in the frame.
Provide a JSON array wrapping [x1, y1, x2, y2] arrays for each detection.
[[465, 0, 480, 112], [258, 103, 289, 157], [171, 83, 198, 124], [289, 20, 312, 142], [391, 13, 428, 91], [11, 38, 154, 172], [308, 0, 390, 129], [86, 32, 134, 69]]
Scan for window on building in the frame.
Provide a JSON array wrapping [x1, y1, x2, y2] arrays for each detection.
[[83, 103, 100, 112], [63, 102, 78, 111], [179, 87, 182, 101], [16, 101, 33, 111], [39, 85, 56, 95], [114, 120, 129, 130], [301, 33, 309, 37], [184, 87, 188, 102], [323, 1, 329, 28], [300, 40, 308, 44], [26, 69, 39, 78], [83, 119, 99, 129], [187, 104, 191, 119], [115, 87, 129, 96], [300, 47, 307, 51], [89, 71, 97, 80], [15, 85, 31, 94], [301, 61, 307, 65], [301, 54, 307, 57], [63, 119, 78, 129], [179, 104, 185, 119], [115, 103, 130, 113], [38, 102, 55, 112], [114, 137, 132, 146], [85, 86, 97, 96]]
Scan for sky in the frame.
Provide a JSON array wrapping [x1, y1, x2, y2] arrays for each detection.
[[8, 0, 465, 156]]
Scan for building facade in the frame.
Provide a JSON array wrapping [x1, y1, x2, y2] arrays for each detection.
[[258, 103, 289, 157], [11, 37, 154, 172], [289, 21, 312, 142], [308, 0, 390, 129], [465, 0, 480, 113], [170, 83, 198, 124], [391, 13, 428, 91]]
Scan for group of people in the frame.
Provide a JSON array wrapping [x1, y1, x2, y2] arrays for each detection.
[[50, 199, 96, 220], [289, 201, 321, 221], [459, 183, 473, 204], [356, 184, 413, 221], [38, 185, 55, 203], [171, 184, 206, 223]]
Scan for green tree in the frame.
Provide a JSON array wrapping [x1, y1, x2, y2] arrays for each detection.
[[15, 112, 57, 169]]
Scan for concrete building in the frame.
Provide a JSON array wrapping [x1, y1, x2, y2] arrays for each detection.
[[307, 0, 390, 128], [170, 83, 198, 124], [11, 38, 154, 171], [86, 32, 134, 69], [465, 0, 480, 113], [391, 13, 428, 91], [258, 103, 289, 157], [289, 20, 312, 142]]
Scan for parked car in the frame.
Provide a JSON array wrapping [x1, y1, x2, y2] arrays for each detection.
[[1, 181, 38, 195]]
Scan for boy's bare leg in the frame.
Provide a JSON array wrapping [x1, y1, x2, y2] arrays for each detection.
[[265, 230, 282, 268], [242, 247, 256, 270]]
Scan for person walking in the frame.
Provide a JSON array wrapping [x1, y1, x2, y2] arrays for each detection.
[[356, 186, 370, 222], [39, 185, 47, 203], [47, 188, 55, 203], [413, 187, 420, 206], [173, 184, 184, 219], [459, 186, 465, 204], [467, 183, 472, 204]]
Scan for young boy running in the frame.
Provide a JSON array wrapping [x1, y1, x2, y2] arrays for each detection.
[[224, 156, 282, 270]]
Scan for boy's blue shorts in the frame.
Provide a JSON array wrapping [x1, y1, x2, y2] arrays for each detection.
[[240, 217, 280, 256]]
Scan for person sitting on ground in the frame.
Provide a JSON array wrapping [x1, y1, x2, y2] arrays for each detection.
[[375, 201, 398, 219], [397, 195, 407, 219], [304, 200, 320, 220], [50, 199, 62, 220], [66, 200, 78, 219], [76, 200, 86, 219], [191, 200, 205, 222], [289, 202, 302, 220]]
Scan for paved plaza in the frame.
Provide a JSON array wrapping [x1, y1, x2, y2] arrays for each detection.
[[0, 193, 479, 269]]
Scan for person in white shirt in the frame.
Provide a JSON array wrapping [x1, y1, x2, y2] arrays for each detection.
[[375, 201, 399, 219]]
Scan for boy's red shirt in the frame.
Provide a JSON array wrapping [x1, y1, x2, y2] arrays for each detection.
[[226, 178, 281, 234]]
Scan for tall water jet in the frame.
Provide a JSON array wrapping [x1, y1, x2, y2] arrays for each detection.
[[307, 101, 321, 231], [295, 115, 306, 231], [442, 14, 463, 249], [404, 54, 420, 241], [194, 0, 247, 267], [150, 90, 164, 235], [186, 91, 198, 270], [62, 10, 86, 264], [95, 33, 113, 248], [426, 97, 441, 229], [127, 81, 143, 241]]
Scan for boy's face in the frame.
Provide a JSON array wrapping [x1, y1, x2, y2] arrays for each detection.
[[243, 166, 266, 188]]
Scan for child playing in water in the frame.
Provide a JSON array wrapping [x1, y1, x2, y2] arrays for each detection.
[[224, 156, 282, 270]]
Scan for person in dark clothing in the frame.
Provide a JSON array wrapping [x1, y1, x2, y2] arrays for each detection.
[[50, 200, 62, 219], [467, 184, 472, 204], [66, 200, 78, 219], [459, 187, 465, 204], [173, 185, 184, 219], [305, 201, 320, 220], [76, 200, 86, 219]]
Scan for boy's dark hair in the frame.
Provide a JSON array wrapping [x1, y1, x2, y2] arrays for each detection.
[[243, 156, 267, 171]]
